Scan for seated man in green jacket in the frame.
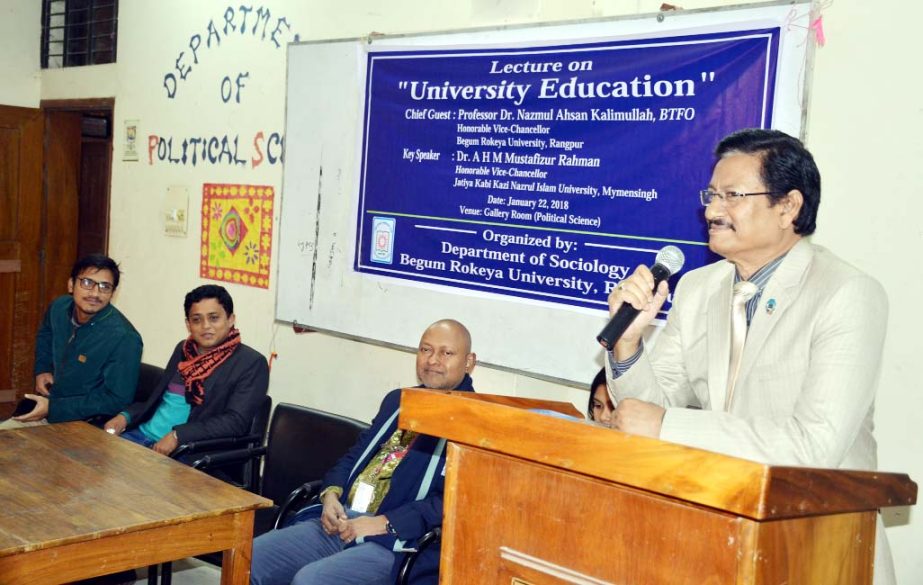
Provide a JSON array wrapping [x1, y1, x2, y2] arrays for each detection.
[[1, 254, 142, 429]]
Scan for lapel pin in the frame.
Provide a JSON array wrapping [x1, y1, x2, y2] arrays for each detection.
[[766, 298, 776, 315]]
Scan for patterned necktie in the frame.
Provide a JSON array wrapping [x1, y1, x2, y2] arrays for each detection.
[[725, 280, 759, 410]]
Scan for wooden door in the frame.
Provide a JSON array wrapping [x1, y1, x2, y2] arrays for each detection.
[[41, 110, 82, 311], [0, 107, 81, 414], [0, 106, 44, 411]]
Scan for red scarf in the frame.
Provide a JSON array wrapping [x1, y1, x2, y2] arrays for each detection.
[[178, 327, 241, 405]]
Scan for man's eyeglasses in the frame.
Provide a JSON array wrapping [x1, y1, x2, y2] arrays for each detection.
[[77, 277, 115, 294], [699, 190, 781, 207]]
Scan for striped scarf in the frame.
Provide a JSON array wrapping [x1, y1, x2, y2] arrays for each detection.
[[178, 328, 241, 405]]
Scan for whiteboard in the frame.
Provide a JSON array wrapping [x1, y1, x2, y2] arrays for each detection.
[[276, 3, 812, 386]]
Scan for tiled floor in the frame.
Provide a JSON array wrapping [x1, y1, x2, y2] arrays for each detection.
[[134, 559, 221, 584]]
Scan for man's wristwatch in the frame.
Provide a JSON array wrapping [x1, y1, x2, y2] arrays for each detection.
[[385, 520, 397, 536]]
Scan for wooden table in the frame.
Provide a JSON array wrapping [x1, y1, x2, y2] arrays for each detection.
[[0, 422, 271, 584]]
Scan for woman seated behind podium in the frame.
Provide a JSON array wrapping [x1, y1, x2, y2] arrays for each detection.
[[587, 368, 614, 426]]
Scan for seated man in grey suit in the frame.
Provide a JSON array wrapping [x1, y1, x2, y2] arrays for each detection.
[[104, 284, 268, 456], [604, 129, 894, 584]]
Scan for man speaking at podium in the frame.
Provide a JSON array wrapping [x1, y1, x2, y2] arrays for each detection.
[[604, 129, 894, 584]]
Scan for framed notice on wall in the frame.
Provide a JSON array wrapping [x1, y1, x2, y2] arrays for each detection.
[[123, 119, 140, 161]]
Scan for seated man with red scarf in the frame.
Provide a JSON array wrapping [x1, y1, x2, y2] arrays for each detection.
[[103, 284, 269, 456]]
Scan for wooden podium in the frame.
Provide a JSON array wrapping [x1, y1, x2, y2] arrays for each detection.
[[399, 390, 917, 585]]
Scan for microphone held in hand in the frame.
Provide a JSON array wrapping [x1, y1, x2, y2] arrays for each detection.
[[596, 245, 685, 350]]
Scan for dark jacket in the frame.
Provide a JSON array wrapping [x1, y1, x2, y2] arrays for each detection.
[[320, 375, 475, 585], [34, 295, 143, 423], [123, 340, 269, 443]]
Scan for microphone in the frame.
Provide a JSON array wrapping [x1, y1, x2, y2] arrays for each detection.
[[596, 245, 685, 350]]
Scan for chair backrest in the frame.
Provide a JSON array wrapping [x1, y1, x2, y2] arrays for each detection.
[[135, 362, 166, 403], [261, 402, 369, 505], [250, 394, 273, 437], [84, 362, 165, 427]]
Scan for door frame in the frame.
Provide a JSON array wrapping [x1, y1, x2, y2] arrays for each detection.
[[39, 97, 115, 310]]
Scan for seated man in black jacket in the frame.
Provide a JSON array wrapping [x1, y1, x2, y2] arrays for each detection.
[[104, 284, 269, 456]]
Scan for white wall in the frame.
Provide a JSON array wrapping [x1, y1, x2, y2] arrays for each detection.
[[806, 3, 923, 578], [2, 0, 919, 580], [0, 0, 41, 107]]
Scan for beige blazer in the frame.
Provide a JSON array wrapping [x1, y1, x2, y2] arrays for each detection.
[[607, 239, 895, 583], [609, 239, 888, 469]]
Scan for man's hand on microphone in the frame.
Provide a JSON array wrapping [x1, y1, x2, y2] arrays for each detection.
[[608, 265, 670, 359], [611, 398, 665, 438]]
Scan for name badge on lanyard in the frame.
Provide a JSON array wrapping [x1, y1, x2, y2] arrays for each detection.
[[350, 481, 375, 513]]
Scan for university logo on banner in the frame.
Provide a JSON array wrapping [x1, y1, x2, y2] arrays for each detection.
[[371, 216, 396, 264]]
